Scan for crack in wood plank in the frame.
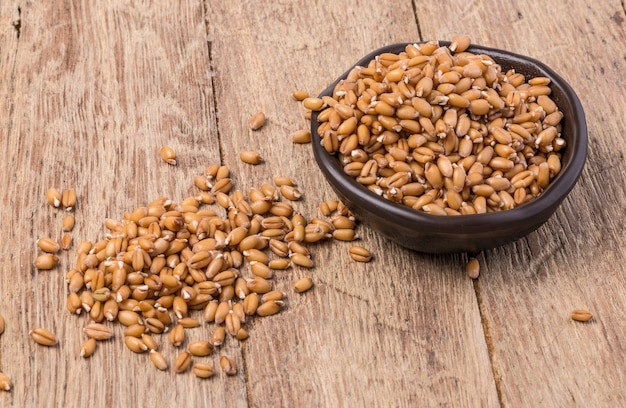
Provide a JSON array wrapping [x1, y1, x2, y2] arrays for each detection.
[[202, 0, 225, 165], [11, 6, 21, 39]]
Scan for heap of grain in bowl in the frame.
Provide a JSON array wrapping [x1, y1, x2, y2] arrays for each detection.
[[307, 36, 565, 215]]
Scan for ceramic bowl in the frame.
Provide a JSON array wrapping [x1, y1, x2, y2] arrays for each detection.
[[311, 41, 587, 253]]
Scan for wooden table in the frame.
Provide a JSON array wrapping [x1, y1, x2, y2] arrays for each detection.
[[1, 1, 625, 407]]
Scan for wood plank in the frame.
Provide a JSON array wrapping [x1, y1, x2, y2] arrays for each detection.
[[0, 1, 243, 406], [0, 1, 20, 164], [206, 1, 499, 406], [418, 0, 626, 406], [0, 0, 21, 399]]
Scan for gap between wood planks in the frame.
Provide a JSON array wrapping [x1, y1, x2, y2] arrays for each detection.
[[201, 1, 255, 406], [410, 0, 424, 42], [473, 278, 505, 407]]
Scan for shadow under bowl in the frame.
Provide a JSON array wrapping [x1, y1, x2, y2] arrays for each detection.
[[311, 42, 587, 254]]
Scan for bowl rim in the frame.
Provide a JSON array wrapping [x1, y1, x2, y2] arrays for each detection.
[[311, 41, 588, 234]]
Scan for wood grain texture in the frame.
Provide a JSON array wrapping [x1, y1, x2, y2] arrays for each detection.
[[1, 0, 625, 407]]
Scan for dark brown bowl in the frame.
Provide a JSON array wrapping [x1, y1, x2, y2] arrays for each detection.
[[311, 42, 587, 253]]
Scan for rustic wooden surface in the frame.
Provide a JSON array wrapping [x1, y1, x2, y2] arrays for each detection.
[[0, 0, 625, 406]]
